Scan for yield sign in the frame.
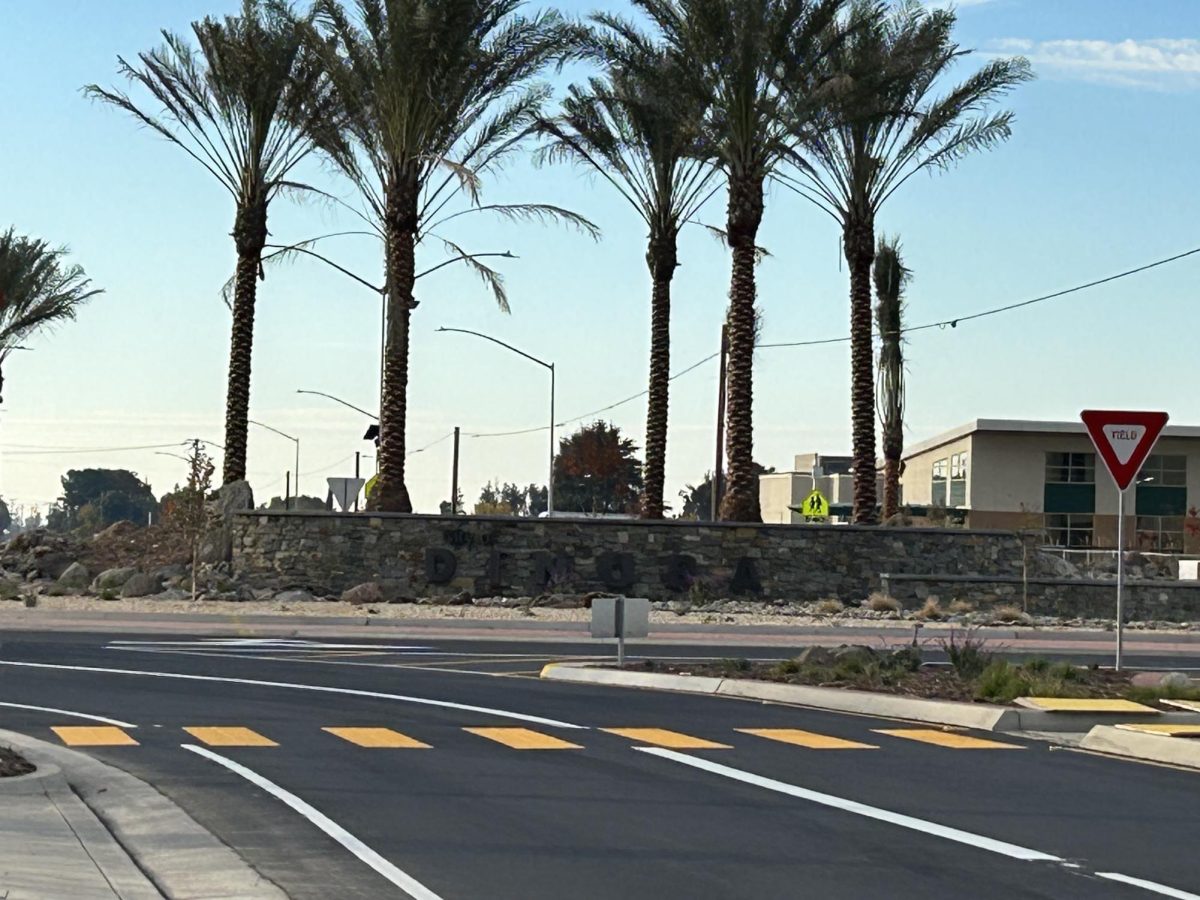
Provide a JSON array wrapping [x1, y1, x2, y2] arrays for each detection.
[[1080, 410, 1169, 490]]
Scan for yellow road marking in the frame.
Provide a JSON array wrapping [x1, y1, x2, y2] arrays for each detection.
[[183, 726, 278, 747], [1162, 699, 1200, 713], [602, 728, 731, 750], [323, 727, 431, 748], [51, 726, 138, 747], [874, 729, 1022, 750], [1014, 697, 1158, 714], [737, 728, 877, 750], [1114, 724, 1200, 737], [464, 727, 582, 750]]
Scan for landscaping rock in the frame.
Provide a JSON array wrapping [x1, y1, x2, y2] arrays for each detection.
[[275, 589, 315, 604], [93, 520, 139, 542], [0, 579, 23, 601], [199, 480, 254, 564], [795, 646, 838, 667], [120, 572, 163, 598], [93, 567, 138, 591], [341, 582, 384, 606], [57, 562, 91, 589], [155, 588, 193, 601]]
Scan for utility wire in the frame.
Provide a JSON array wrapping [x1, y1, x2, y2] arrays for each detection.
[[2, 441, 190, 456], [407, 431, 455, 456], [467, 244, 1200, 439]]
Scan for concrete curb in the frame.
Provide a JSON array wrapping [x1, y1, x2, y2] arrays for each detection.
[[1080, 725, 1200, 770], [0, 729, 286, 899], [540, 663, 1200, 733]]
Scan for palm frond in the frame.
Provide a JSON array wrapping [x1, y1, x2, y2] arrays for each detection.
[[428, 234, 510, 313], [0, 228, 101, 358]]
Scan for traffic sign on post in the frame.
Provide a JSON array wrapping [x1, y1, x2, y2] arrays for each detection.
[[801, 489, 829, 520], [1080, 409, 1169, 671]]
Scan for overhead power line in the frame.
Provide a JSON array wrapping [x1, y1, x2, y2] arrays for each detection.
[[467, 244, 1200, 439], [2, 441, 190, 456]]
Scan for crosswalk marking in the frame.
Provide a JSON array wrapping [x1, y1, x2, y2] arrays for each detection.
[[464, 727, 582, 750], [323, 727, 431, 748], [51, 726, 139, 747], [602, 728, 731, 750], [874, 729, 1022, 750], [737, 728, 877, 750], [183, 726, 278, 747]]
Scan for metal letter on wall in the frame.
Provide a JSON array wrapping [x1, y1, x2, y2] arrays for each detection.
[[425, 548, 458, 584], [662, 554, 697, 592], [595, 552, 636, 591]]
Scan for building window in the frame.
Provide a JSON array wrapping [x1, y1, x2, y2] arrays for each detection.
[[1046, 513, 1094, 548], [1046, 452, 1095, 484], [949, 452, 968, 507], [1140, 455, 1186, 487], [1135, 517, 1185, 553], [931, 459, 947, 506]]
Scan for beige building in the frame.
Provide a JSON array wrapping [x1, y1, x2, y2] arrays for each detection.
[[759, 454, 884, 524], [902, 419, 1200, 551]]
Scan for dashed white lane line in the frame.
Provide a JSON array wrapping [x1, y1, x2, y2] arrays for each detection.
[[182, 744, 444, 900], [637, 748, 1200, 898], [0, 700, 137, 728], [0, 660, 583, 729]]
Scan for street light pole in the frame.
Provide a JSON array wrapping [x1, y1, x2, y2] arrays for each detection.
[[249, 420, 300, 507], [295, 390, 378, 421], [436, 327, 555, 515]]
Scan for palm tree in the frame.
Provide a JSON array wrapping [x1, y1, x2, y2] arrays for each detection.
[[873, 234, 908, 520], [629, 0, 845, 522], [313, 0, 595, 513], [86, 0, 340, 487], [784, 0, 1032, 523], [0, 229, 101, 404], [536, 38, 718, 519]]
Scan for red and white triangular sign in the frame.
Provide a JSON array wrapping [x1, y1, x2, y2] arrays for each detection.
[[1080, 410, 1169, 490]]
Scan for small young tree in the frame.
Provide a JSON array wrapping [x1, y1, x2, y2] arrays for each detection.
[[168, 443, 215, 600]]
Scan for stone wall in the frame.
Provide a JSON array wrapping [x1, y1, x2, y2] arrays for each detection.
[[231, 511, 1033, 601]]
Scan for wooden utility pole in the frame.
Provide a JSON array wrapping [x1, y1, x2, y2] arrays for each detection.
[[711, 323, 729, 521], [451, 426, 461, 514]]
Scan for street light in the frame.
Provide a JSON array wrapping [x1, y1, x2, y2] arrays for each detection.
[[249, 420, 300, 506], [437, 327, 556, 515], [295, 389, 378, 420]]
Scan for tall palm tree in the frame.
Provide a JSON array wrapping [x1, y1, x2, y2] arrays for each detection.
[[313, 0, 595, 513], [784, 0, 1032, 523], [536, 38, 718, 519], [0, 229, 101, 404], [629, 0, 844, 522], [873, 234, 908, 520], [86, 0, 340, 486]]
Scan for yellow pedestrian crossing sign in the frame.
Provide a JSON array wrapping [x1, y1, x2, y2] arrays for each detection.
[[802, 489, 829, 520]]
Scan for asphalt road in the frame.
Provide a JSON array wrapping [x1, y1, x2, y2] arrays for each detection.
[[2, 628, 1198, 899]]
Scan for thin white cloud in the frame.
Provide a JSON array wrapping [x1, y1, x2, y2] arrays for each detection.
[[993, 37, 1200, 90]]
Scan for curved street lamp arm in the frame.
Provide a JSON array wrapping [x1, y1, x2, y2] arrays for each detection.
[[435, 327, 551, 370], [295, 390, 379, 421]]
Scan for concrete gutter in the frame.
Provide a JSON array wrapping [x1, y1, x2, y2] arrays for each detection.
[[1080, 725, 1200, 770], [541, 663, 1200, 733], [0, 729, 286, 899]]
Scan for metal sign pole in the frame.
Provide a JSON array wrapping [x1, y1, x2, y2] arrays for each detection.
[[616, 596, 625, 668], [1116, 484, 1126, 671]]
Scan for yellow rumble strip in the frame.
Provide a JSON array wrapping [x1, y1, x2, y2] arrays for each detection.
[[1113, 724, 1200, 738], [51, 726, 139, 747], [464, 728, 582, 750], [601, 728, 731, 750], [183, 726, 278, 747], [1014, 697, 1159, 714], [874, 729, 1022, 750], [737, 728, 877, 750], [323, 727, 431, 748], [1161, 699, 1200, 713]]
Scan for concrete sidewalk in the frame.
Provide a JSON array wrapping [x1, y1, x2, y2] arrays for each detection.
[[0, 730, 285, 900]]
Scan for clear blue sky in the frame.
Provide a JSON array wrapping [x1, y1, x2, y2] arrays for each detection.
[[1, 0, 1197, 518]]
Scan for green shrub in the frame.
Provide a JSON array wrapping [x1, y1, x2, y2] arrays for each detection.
[[941, 628, 993, 679]]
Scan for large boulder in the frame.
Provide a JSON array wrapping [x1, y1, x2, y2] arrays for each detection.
[[120, 572, 163, 598], [341, 582, 384, 606], [57, 562, 91, 590], [93, 567, 138, 591], [199, 480, 254, 565]]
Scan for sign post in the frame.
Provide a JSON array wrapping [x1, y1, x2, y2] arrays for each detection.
[[1080, 410, 1169, 671], [590, 597, 649, 667]]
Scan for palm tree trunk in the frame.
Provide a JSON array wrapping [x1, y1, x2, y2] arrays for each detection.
[[370, 174, 417, 513], [221, 201, 267, 485], [719, 173, 764, 523], [640, 233, 678, 520], [882, 451, 901, 519], [845, 215, 877, 524]]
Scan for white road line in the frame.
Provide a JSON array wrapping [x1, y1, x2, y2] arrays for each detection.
[[182, 745, 444, 900], [1097, 873, 1200, 899], [0, 660, 583, 729], [0, 700, 137, 728], [636, 748, 1060, 862]]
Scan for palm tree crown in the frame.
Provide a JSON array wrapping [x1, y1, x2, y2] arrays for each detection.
[[0, 229, 101, 404], [785, 0, 1032, 523], [537, 36, 718, 518], [86, 0, 340, 487]]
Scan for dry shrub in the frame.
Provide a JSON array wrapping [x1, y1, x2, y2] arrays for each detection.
[[991, 603, 1026, 624], [815, 598, 844, 616], [949, 598, 976, 614], [916, 597, 945, 620], [867, 592, 902, 613]]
